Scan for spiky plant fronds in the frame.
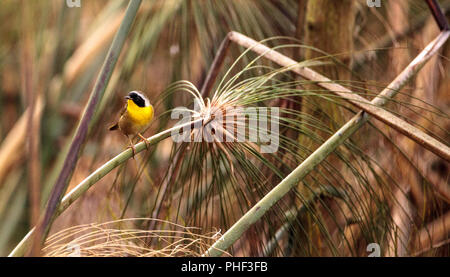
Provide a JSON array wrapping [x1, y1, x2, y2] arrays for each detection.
[[139, 38, 449, 256]]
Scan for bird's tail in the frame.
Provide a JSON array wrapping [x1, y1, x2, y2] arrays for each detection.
[[109, 123, 119, 131]]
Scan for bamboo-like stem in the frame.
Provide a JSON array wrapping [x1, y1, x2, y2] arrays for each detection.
[[425, 0, 450, 31], [204, 31, 450, 257], [8, 119, 203, 257], [227, 31, 450, 162], [30, 0, 142, 256], [200, 34, 232, 98]]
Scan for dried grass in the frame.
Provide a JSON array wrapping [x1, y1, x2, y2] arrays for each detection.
[[42, 218, 228, 257]]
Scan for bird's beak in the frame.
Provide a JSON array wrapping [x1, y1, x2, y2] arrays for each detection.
[[124, 96, 130, 100]]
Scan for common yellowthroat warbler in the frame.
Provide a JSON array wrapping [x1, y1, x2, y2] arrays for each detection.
[[109, 91, 154, 156]]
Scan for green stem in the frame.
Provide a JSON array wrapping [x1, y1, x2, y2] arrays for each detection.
[[31, 0, 142, 255]]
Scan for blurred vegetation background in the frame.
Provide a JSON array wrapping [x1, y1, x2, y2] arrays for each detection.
[[0, 0, 449, 256]]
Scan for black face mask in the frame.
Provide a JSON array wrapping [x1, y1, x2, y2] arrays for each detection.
[[128, 92, 146, 107]]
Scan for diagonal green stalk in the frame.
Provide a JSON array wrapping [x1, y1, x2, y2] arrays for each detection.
[[204, 31, 450, 257], [8, 119, 203, 257], [30, 0, 142, 255]]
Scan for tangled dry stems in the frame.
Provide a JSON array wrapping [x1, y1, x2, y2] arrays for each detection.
[[42, 218, 228, 257]]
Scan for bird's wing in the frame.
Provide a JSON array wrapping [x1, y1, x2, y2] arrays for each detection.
[[119, 102, 128, 116], [109, 102, 128, 131]]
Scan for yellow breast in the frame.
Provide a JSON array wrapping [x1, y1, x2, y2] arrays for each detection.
[[126, 99, 154, 127]]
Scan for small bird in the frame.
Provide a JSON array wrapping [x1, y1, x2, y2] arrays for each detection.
[[109, 91, 154, 156]]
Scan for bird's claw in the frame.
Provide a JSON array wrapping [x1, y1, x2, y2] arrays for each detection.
[[138, 133, 150, 150], [127, 145, 136, 158], [142, 139, 150, 150]]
